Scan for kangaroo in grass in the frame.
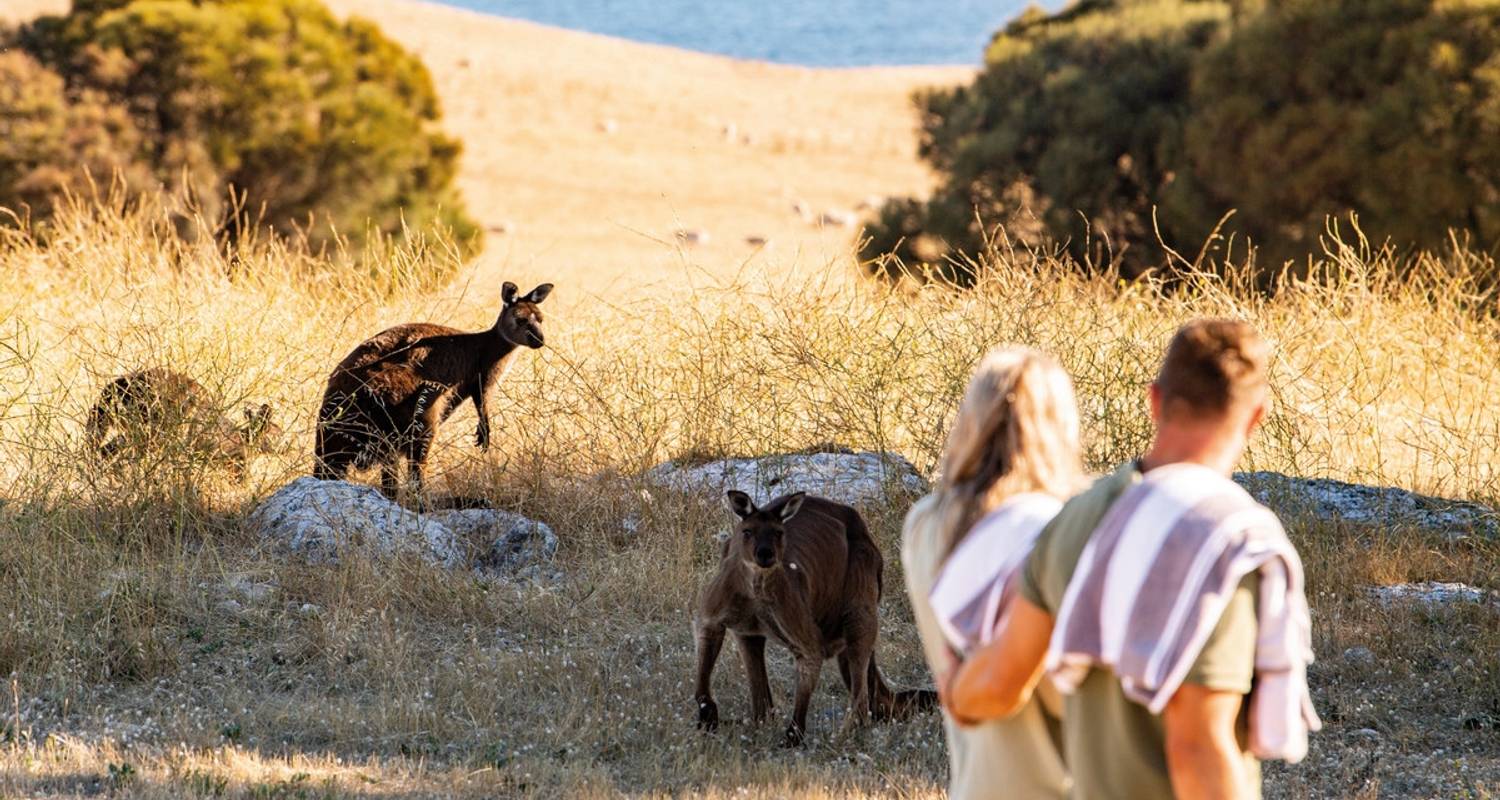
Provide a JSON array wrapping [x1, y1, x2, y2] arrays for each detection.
[[314, 281, 553, 499], [87, 368, 282, 469], [693, 491, 937, 747]]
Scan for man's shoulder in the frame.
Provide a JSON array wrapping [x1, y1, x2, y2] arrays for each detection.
[[1023, 463, 1142, 612], [1047, 463, 1140, 543]]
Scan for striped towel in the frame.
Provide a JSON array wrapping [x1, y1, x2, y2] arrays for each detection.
[[1046, 463, 1321, 762], [930, 492, 1063, 654]]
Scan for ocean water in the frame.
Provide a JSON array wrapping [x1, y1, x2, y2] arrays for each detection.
[[433, 0, 1035, 67]]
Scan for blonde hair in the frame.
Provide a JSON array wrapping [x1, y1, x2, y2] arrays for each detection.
[[932, 346, 1084, 560]]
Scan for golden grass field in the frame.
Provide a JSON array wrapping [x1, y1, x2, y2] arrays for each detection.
[[2, 1, 1500, 798], [5, 0, 969, 300]]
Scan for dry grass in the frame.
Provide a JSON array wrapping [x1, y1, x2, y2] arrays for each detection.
[[2, 0, 970, 299], [2, 2, 1499, 797], [0, 196, 1497, 798]]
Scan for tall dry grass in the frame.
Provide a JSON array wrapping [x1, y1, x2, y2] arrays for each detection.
[[1, 199, 1497, 798]]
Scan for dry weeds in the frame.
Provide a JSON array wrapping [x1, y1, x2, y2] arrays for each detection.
[[0, 196, 1496, 798]]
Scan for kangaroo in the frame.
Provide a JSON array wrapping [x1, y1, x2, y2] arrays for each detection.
[[314, 281, 553, 499], [693, 491, 937, 746], [86, 368, 282, 469]]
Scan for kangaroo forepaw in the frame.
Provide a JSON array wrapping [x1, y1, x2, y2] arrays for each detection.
[[696, 699, 719, 732]]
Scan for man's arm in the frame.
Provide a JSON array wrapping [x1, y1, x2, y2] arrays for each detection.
[[942, 595, 1054, 724], [1163, 683, 1250, 800]]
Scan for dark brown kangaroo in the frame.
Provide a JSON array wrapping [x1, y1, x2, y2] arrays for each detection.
[[86, 368, 281, 468], [693, 491, 937, 746], [314, 281, 552, 498]]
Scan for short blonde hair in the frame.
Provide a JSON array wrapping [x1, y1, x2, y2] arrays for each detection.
[[933, 346, 1084, 559]]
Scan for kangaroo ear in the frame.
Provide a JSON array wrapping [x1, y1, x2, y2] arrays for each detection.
[[501, 282, 519, 305], [725, 490, 756, 518], [257, 403, 273, 422], [778, 492, 806, 523], [525, 283, 554, 304]]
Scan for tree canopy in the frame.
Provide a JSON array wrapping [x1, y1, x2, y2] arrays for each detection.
[[864, 0, 1500, 284], [5, 0, 476, 249]]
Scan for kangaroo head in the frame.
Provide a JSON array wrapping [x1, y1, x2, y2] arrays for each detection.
[[496, 281, 554, 349], [240, 403, 283, 453], [725, 490, 806, 570]]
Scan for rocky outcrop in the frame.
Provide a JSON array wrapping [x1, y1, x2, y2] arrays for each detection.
[[1235, 471, 1498, 541], [1368, 581, 1498, 610], [250, 477, 555, 576], [644, 449, 927, 506]]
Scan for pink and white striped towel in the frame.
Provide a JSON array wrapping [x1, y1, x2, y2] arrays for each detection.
[[929, 492, 1063, 654], [1046, 463, 1321, 763]]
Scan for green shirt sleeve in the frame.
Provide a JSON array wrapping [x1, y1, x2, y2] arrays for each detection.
[[1018, 515, 1057, 613], [1020, 466, 1139, 615], [1182, 571, 1261, 693]]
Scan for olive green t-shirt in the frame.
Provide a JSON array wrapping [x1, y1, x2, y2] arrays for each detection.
[[1019, 462, 1262, 800]]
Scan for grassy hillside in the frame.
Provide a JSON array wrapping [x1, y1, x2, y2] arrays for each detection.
[[0, 197, 1496, 798], [2, 0, 970, 297]]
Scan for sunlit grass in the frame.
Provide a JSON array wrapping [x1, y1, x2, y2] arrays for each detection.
[[1, 199, 1497, 797]]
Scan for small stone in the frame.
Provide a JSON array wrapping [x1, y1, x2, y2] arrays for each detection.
[[620, 513, 642, 536], [215, 599, 243, 615], [1342, 646, 1376, 666]]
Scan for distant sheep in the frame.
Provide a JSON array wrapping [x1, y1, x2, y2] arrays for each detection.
[[818, 209, 856, 228]]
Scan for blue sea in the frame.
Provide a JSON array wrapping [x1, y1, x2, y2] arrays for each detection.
[[433, 0, 1037, 67]]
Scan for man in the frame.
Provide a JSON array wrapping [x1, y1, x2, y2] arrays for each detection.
[[944, 319, 1315, 800]]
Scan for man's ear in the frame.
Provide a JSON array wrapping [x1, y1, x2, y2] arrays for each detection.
[[525, 283, 554, 304], [778, 492, 806, 523], [502, 282, 519, 305], [1148, 382, 1165, 426], [1244, 395, 1268, 438], [725, 490, 755, 518]]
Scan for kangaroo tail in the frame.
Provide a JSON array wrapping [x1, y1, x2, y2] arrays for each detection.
[[868, 656, 939, 721]]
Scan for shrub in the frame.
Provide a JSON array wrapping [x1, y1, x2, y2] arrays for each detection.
[[0, 50, 151, 224], [865, 0, 1500, 284], [864, 0, 1231, 283], [11, 0, 477, 250], [1182, 0, 1500, 265]]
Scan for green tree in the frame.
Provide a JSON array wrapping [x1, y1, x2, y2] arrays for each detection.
[[1183, 0, 1500, 264], [14, 0, 476, 249], [0, 50, 151, 224], [864, 0, 1500, 284], [864, 0, 1232, 283]]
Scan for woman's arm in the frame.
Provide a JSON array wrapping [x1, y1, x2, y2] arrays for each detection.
[[943, 595, 1055, 724]]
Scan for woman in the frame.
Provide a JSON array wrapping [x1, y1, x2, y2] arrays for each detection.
[[901, 346, 1083, 800]]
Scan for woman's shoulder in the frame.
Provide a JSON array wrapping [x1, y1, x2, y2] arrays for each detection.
[[899, 494, 943, 562]]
